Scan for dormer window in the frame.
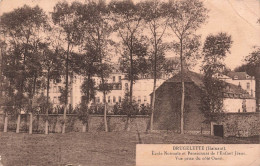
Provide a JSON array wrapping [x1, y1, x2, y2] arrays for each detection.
[[246, 75, 250, 79], [234, 75, 238, 79], [228, 93, 234, 98]]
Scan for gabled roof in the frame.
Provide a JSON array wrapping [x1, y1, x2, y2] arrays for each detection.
[[161, 70, 254, 99], [166, 70, 205, 88], [227, 71, 254, 80]]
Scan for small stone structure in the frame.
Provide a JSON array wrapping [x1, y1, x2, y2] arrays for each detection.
[[211, 112, 260, 137]]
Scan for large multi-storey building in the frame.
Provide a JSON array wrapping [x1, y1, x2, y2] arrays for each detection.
[[48, 71, 170, 109], [215, 71, 256, 97]]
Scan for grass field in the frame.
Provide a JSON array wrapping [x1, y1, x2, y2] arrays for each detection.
[[0, 131, 258, 166]]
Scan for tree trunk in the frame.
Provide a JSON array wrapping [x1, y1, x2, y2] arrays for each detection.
[[45, 120, 49, 134], [4, 112, 8, 132], [16, 113, 21, 133], [62, 40, 70, 134], [29, 112, 33, 134], [82, 124, 87, 132], [256, 65, 260, 112], [150, 76, 156, 131], [181, 81, 185, 134], [99, 61, 108, 132], [97, 29, 108, 132], [29, 74, 37, 135], [129, 48, 133, 104], [45, 70, 50, 134], [150, 33, 158, 132], [180, 38, 184, 134], [103, 93, 108, 132], [62, 106, 67, 134], [126, 117, 130, 131]]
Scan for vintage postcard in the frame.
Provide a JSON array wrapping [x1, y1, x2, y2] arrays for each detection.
[[0, 0, 259, 165]]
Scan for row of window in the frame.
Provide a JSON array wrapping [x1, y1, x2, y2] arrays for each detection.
[[53, 86, 62, 93], [234, 75, 250, 80], [95, 96, 148, 103], [96, 96, 122, 103], [112, 76, 122, 82], [53, 96, 60, 104]]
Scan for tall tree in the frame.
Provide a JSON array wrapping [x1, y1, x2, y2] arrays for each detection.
[[41, 43, 63, 134], [76, 1, 113, 132], [0, 39, 10, 132], [0, 5, 48, 133], [52, 2, 81, 133], [109, 0, 145, 105], [139, 0, 169, 131], [71, 43, 99, 132], [166, 0, 208, 134], [201, 32, 233, 119]]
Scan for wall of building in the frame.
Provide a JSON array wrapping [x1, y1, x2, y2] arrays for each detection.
[[217, 72, 256, 98], [224, 79, 255, 97], [223, 98, 256, 112], [48, 72, 166, 108], [153, 82, 210, 133], [212, 112, 260, 137], [94, 78, 165, 106], [0, 114, 150, 133]]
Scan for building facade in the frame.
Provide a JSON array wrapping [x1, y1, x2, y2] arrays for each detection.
[[215, 71, 256, 97], [152, 70, 257, 133], [48, 72, 167, 109]]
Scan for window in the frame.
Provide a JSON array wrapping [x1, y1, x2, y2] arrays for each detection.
[[119, 76, 121, 82], [247, 82, 250, 90], [53, 96, 57, 104], [138, 96, 141, 103], [53, 86, 58, 93], [144, 96, 147, 103], [119, 96, 122, 103], [58, 86, 62, 92], [234, 75, 238, 79], [113, 96, 116, 103], [108, 96, 111, 103], [113, 76, 115, 82], [125, 83, 128, 90], [56, 78, 61, 83], [97, 97, 100, 103]]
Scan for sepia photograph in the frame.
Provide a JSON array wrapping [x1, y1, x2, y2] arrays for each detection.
[[0, 0, 259, 165]]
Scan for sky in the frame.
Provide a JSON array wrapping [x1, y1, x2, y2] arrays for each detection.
[[0, 0, 259, 72]]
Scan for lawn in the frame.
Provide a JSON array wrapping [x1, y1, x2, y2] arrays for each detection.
[[0, 131, 258, 166]]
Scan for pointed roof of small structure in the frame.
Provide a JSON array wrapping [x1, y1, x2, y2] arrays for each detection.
[[158, 70, 254, 99], [166, 69, 205, 88]]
